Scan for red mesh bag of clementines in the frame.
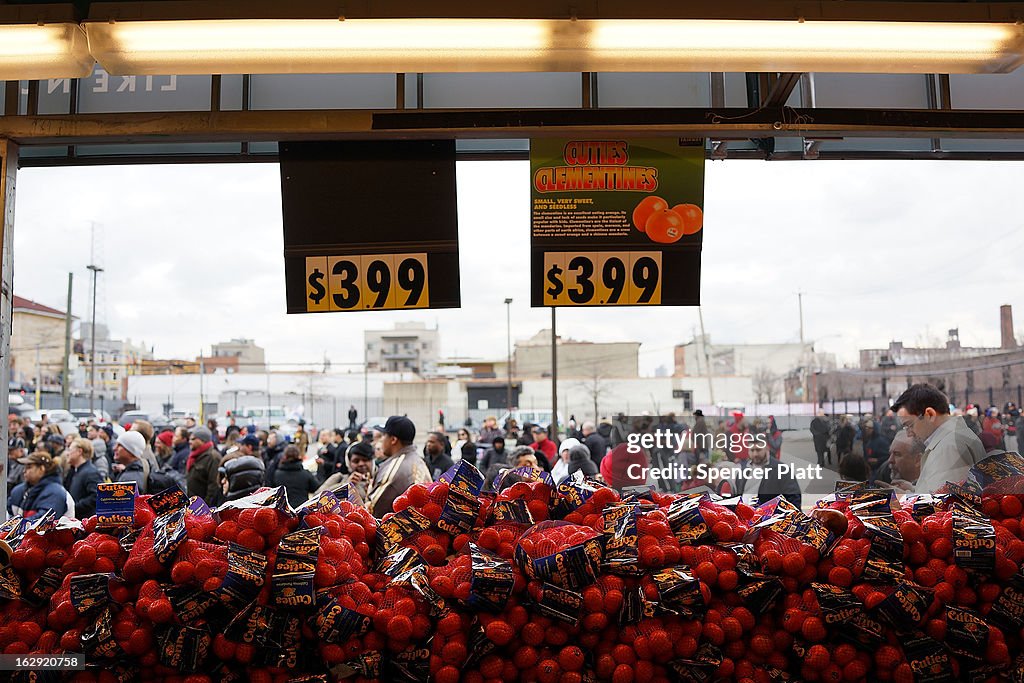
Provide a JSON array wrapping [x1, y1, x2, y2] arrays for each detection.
[[515, 521, 603, 589]]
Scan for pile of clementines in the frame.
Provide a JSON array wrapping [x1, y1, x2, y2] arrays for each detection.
[[0, 454, 1023, 683]]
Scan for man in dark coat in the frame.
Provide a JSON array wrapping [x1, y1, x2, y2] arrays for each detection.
[[64, 438, 102, 518], [809, 412, 831, 466], [185, 426, 222, 505], [581, 421, 609, 468], [424, 431, 455, 481], [271, 445, 318, 508]]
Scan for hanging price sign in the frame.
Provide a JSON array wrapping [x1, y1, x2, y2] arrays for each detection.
[[281, 140, 460, 314], [304, 253, 429, 312], [530, 138, 704, 308], [541, 252, 662, 306]]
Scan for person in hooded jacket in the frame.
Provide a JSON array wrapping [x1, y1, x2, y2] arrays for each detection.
[[170, 427, 191, 473], [221, 455, 266, 502], [273, 445, 319, 508], [9, 452, 68, 518], [566, 444, 599, 479]]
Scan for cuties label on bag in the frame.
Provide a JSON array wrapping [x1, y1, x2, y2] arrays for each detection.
[[532, 581, 584, 626], [376, 507, 433, 555], [81, 606, 124, 659], [849, 490, 905, 582], [313, 591, 371, 644], [95, 482, 137, 531], [23, 566, 63, 606], [148, 486, 189, 516], [553, 471, 602, 517], [520, 536, 604, 590], [811, 582, 884, 645], [601, 502, 641, 576], [437, 488, 481, 537], [989, 565, 1024, 631], [158, 624, 211, 672], [70, 572, 115, 614], [666, 496, 714, 545], [388, 643, 432, 683], [332, 651, 383, 679], [377, 545, 426, 578], [272, 526, 322, 609], [297, 490, 343, 516], [218, 543, 268, 609], [945, 606, 989, 661], [652, 566, 706, 618], [668, 643, 723, 683], [902, 633, 955, 683], [953, 508, 997, 574], [164, 582, 219, 624], [874, 581, 931, 632], [468, 543, 515, 612], [152, 508, 188, 566], [489, 499, 534, 525], [736, 576, 783, 617]]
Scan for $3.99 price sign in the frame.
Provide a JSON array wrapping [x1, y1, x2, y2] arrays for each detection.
[[304, 254, 429, 312], [542, 251, 662, 306]]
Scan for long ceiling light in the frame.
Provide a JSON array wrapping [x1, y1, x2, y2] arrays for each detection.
[[0, 22, 93, 80], [83, 16, 1024, 76]]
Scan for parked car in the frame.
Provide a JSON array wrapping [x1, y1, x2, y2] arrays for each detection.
[[70, 409, 112, 423], [119, 410, 172, 431], [21, 409, 78, 435], [238, 406, 289, 431]]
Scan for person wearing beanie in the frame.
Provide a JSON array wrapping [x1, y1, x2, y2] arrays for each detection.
[[185, 425, 222, 505], [273, 444, 319, 508], [113, 430, 149, 494], [155, 431, 176, 467]]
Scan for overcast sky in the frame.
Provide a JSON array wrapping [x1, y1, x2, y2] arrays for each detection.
[[11, 159, 1024, 376]]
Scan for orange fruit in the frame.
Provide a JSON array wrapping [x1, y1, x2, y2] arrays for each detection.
[[670, 203, 704, 234], [644, 210, 685, 244], [632, 196, 668, 232]]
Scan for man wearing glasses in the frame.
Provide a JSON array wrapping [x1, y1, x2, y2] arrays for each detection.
[[890, 383, 985, 493]]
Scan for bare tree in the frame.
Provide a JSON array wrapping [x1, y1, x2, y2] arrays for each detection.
[[752, 366, 780, 404], [578, 365, 612, 423]]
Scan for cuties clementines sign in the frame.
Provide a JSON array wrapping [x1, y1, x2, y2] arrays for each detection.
[[530, 139, 704, 307]]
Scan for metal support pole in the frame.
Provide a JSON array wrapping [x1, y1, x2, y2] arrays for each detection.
[[1, 138, 20, 522], [550, 307, 558, 441], [87, 264, 103, 411], [697, 307, 716, 410], [505, 298, 513, 417], [198, 351, 205, 421], [63, 272, 72, 410]]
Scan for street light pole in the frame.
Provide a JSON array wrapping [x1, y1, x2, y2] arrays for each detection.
[[86, 264, 103, 412], [504, 298, 513, 420]]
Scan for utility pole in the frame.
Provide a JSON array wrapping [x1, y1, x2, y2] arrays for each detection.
[[697, 307, 716, 410], [62, 273, 72, 410], [34, 343, 41, 409], [504, 297, 513, 418], [798, 291, 808, 404], [550, 308, 559, 441], [86, 264, 103, 412], [198, 350, 204, 422]]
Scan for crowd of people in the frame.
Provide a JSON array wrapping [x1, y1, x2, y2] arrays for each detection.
[[5, 385, 1015, 521]]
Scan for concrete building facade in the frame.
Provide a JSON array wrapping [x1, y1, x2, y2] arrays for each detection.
[[365, 322, 439, 374], [514, 329, 639, 379], [10, 295, 73, 391]]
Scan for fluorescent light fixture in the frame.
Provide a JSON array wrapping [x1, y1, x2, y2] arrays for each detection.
[[0, 23, 93, 80], [86, 19, 553, 75], [84, 16, 1024, 76]]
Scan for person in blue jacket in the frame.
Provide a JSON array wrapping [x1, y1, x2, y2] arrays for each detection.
[[9, 452, 68, 518]]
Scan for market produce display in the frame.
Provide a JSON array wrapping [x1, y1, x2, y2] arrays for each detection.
[[2, 453, 1024, 682]]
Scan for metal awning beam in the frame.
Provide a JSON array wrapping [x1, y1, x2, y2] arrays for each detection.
[[5, 107, 1024, 146], [761, 73, 803, 108]]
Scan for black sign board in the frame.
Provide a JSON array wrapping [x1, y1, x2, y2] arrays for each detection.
[[280, 140, 460, 313]]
